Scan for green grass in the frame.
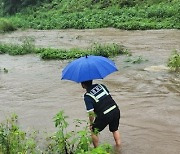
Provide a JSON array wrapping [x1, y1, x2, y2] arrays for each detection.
[[0, 114, 39, 153], [0, 19, 16, 33], [0, 40, 129, 60], [124, 56, 148, 64], [0, 111, 112, 153], [167, 50, 180, 72], [0, 0, 179, 30]]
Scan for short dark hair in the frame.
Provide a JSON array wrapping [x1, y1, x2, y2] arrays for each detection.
[[81, 80, 93, 87]]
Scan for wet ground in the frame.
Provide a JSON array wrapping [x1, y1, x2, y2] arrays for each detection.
[[0, 28, 180, 154]]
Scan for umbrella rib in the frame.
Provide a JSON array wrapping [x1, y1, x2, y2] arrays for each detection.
[[95, 58, 118, 78], [91, 62, 104, 79]]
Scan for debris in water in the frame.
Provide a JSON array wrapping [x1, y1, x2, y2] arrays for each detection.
[[144, 65, 169, 72]]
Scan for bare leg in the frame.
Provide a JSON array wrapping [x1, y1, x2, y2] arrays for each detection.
[[112, 130, 122, 153], [112, 130, 121, 146], [91, 133, 99, 148]]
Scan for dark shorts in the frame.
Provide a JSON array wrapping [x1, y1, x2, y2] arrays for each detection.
[[92, 107, 120, 133]]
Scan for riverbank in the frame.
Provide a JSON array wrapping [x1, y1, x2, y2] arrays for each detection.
[[0, 0, 179, 32]]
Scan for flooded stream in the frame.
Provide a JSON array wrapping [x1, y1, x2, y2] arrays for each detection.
[[0, 28, 180, 154]]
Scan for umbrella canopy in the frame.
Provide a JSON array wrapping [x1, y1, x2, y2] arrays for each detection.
[[61, 55, 118, 83]]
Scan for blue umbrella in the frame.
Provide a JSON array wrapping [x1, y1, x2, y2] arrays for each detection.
[[61, 55, 118, 83]]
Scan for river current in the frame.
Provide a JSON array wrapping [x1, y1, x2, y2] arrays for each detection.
[[0, 28, 180, 154]]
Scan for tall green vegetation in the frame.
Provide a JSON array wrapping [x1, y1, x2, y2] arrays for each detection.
[[0, 111, 112, 153], [0, 40, 129, 59], [0, 37, 35, 55], [0, 0, 45, 15], [167, 50, 180, 72], [0, 114, 39, 153], [0, 19, 16, 33], [0, 0, 179, 30]]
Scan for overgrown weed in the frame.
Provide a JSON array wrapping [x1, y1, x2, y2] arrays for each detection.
[[0, 114, 40, 153], [0, 19, 16, 33], [0, 111, 112, 153], [167, 50, 180, 72], [124, 56, 148, 64], [0, 42, 130, 60]]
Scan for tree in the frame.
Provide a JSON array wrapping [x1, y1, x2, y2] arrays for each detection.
[[2, 0, 21, 15], [1, 0, 43, 15]]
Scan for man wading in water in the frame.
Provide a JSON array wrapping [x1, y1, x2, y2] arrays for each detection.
[[81, 80, 121, 148]]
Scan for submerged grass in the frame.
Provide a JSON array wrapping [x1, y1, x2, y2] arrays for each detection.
[[0, 41, 129, 60], [167, 50, 180, 72], [124, 56, 148, 64]]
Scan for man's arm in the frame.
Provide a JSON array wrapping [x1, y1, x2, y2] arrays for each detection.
[[88, 111, 95, 125]]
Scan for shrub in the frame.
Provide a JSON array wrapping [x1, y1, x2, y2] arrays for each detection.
[[0, 19, 16, 33], [20, 37, 36, 54], [46, 111, 91, 153], [39, 48, 87, 60], [0, 111, 112, 153], [89, 43, 130, 57], [167, 50, 180, 72], [0, 37, 35, 55], [0, 42, 129, 59], [45, 110, 112, 154], [0, 114, 39, 153]]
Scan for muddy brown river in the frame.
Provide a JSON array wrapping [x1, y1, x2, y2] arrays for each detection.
[[0, 28, 180, 154]]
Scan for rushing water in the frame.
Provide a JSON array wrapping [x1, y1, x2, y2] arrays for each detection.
[[0, 29, 180, 154]]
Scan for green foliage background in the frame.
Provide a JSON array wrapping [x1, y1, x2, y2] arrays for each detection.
[[0, 0, 179, 30]]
